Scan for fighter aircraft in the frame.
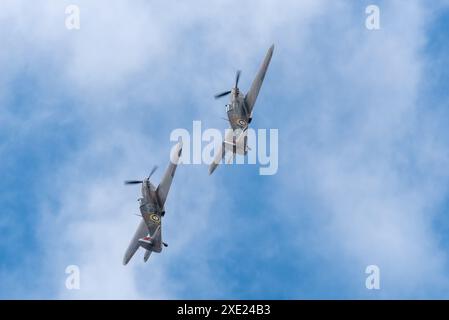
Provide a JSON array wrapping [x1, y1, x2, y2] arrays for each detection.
[[209, 45, 274, 175], [122, 141, 182, 265]]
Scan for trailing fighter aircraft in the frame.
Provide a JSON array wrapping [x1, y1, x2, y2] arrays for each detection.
[[209, 45, 274, 175], [122, 142, 182, 265]]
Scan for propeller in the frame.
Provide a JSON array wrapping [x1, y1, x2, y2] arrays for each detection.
[[124, 180, 142, 185], [124, 165, 158, 185], [148, 165, 158, 179], [214, 70, 241, 99], [214, 90, 231, 99], [235, 70, 241, 88]]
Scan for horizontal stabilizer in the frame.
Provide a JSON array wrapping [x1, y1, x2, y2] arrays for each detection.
[[138, 237, 153, 251], [138, 225, 161, 251]]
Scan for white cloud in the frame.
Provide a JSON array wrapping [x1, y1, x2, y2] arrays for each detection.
[[2, 0, 449, 298], [274, 0, 449, 297]]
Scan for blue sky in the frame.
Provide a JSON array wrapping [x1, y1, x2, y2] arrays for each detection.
[[2, 0, 449, 299]]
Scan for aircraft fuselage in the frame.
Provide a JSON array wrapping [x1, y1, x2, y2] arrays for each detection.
[[226, 88, 250, 130], [138, 179, 163, 253]]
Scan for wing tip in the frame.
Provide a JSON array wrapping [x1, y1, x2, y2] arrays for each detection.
[[175, 140, 183, 158], [122, 257, 130, 266], [208, 163, 218, 175], [267, 44, 274, 59], [170, 140, 183, 164]]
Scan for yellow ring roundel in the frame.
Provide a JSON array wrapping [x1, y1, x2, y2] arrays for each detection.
[[150, 214, 160, 224], [238, 119, 247, 127]]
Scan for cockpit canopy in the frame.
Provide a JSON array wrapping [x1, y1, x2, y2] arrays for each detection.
[[226, 101, 239, 112]]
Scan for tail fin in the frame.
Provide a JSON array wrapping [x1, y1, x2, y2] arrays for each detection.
[[138, 225, 161, 251]]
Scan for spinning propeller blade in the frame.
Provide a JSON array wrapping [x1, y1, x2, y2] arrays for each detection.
[[214, 70, 241, 99], [124, 165, 158, 185], [235, 70, 241, 88], [214, 90, 231, 99], [124, 180, 142, 185], [148, 165, 158, 179]]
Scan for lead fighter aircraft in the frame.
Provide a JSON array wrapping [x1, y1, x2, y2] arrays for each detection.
[[122, 142, 182, 265], [209, 45, 274, 175]]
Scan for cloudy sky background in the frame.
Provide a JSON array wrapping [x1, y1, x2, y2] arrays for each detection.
[[2, 0, 449, 299]]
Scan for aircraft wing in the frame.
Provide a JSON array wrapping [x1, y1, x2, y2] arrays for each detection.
[[209, 140, 226, 175], [244, 45, 274, 115], [123, 219, 148, 265], [156, 141, 183, 208], [209, 129, 247, 175]]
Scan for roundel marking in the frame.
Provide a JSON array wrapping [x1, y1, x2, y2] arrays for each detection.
[[238, 119, 247, 127], [150, 214, 161, 224]]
